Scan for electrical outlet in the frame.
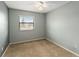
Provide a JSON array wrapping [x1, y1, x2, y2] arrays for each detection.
[[1, 48, 3, 51]]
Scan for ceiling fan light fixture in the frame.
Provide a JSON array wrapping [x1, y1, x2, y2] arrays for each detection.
[[34, 1, 47, 11], [38, 6, 43, 11]]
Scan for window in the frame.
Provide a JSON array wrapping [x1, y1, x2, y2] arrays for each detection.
[[19, 16, 34, 30]]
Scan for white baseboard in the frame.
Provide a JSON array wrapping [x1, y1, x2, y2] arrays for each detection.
[[1, 44, 10, 57], [2, 38, 78, 57], [9, 37, 45, 45], [46, 38, 79, 57]]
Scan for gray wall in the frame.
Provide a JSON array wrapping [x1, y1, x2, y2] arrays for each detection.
[[0, 2, 8, 56], [9, 9, 46, 43], [46, 1, 79, 54]]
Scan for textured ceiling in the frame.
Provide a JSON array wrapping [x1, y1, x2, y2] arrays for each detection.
[[4, 1, 70, 13]]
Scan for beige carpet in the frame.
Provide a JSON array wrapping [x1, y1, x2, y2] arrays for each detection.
[[3, 39, 76, 57]]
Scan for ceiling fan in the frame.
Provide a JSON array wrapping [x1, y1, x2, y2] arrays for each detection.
[[34, 1, 48, 11]]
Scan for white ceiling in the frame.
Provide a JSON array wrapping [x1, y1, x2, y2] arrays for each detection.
[[4, 1, 69, 13]]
